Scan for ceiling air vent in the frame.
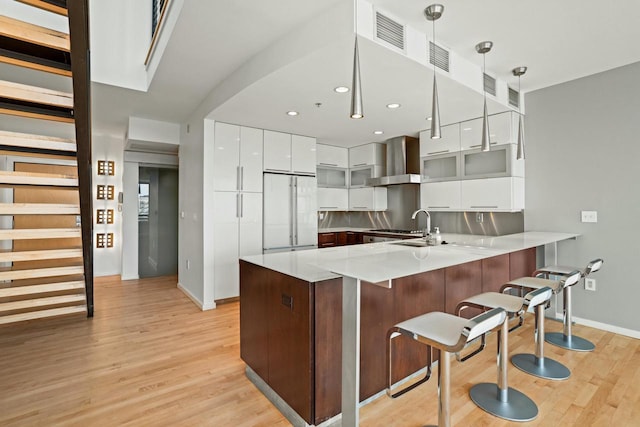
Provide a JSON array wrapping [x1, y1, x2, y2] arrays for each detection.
[[429, 41, 450, 72], [483, 73, 496, 96], [508, 87, 520, 108], [376, 12, 404, 50]]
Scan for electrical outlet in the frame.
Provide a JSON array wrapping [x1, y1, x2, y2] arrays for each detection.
[[476, 212, 484, 223], [186, 260, 191, 270], [585, 278, 596, 291], [581, 211, 598, 223]]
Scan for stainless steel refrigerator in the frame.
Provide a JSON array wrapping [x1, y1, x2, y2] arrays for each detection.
[[263, 173, 317, 253]]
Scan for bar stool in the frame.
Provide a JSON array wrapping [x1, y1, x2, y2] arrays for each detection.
[[534, 258, 604, 351], [455, 287, 553, 422], [500, 271, 581, 380], [386, 308, 506, 427]]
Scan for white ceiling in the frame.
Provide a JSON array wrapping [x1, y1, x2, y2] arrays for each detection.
[[14, 0, 638, 147]]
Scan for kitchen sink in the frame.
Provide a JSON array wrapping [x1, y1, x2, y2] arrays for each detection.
[[391, 240, 437, 247]]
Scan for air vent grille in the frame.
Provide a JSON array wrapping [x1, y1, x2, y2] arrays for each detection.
[[508, 87, 520, 108], [484, 73, 496, 96], [376, 12, 404, 50], [429, 41, 450, 72]]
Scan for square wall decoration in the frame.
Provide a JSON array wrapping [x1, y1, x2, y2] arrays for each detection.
[[96, 233, 114, 248], [97, 185, 115, 200], [97, 160, 115, 176], [96, 209, 114, 224]]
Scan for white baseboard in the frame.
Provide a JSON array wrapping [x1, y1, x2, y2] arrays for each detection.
[[177, 282, 216, 311], [572, 316, 640, 340]]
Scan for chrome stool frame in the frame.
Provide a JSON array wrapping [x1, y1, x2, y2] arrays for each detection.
[[501, 271, 581, 380], [455, 287, 552, 422], [534, 259, 604, 352], [386, 308, 506, 427]]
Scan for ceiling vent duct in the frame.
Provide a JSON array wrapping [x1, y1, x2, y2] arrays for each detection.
[[376, 12, 405, 50], [508, 87, 520, 108], [483, 73, 496, 96], [429, 41, 450, 72]]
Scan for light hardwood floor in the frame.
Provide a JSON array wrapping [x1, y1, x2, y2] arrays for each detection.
[[0, 275, 638, 426]]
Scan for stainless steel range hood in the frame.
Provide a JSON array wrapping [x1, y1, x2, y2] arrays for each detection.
[[366, 136, 421, 186]]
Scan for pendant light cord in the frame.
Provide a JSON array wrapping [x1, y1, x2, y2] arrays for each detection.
[[354, 0, 358, 36], [432, 18, 436, 80], [483, 53, 486, 103]]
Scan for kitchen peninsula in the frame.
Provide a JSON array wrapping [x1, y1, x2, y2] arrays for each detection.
[[239, 231, 578, 426]]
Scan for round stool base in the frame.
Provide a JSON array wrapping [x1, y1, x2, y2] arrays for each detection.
[[511, 353, 570, 380], [469, 383, 538, 422], [545, 332, 595, 352]]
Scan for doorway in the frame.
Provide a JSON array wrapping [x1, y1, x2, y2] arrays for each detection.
[[137, 166, 178, 278]]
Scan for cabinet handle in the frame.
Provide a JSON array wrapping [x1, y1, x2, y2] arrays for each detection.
[[428, 206, 450, 208], [240, 166, 244, 190], [469, 142, 498, 148], [281, 293, 293, 310], [293, 171, 315, 176], [427, 150, 449, 155], [470, 205, 498, 208], [319, 162, 338, 166], [353, 206, 368, 209], [353, 163, 367, 167], [236, 166, 241, 190], [236, 194, 240, 218], [265, 168, 289, 173], [239, 193, 244, 218], [320, 206, 338, 209]]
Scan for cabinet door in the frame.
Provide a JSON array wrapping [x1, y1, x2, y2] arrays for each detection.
[[460, 177, 523, 211], [213, 191, 240, 300], [420, 123, 460, 156], [349, 143, 383, 167], [264, 130, 291, 173], [263, 173, 292, 250], [489, 111, 515, 145], [240, 127, 263, 192], [421, 153, 459, 182], [238, 192, 263, 258], [213, 122, 240, 191], [420, 181, 461, 210], [373, 187, 387, 211], [291, 135, 316, 175], [317, 188, 348, 211], [460, 113, 513, 151], [317, 144, 348, 168], [349, 187, 372, 210]]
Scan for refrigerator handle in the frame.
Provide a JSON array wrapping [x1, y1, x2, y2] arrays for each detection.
[[293, 176, 298, 246], [236, 193, 240, 218], [236, 166, 241, 191], [240, 166, 244, 191], [239, 193, 243, 218], [289, 177, 294, 245]]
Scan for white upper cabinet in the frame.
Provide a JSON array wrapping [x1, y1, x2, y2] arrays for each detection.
[[264, 130, 316, 175], [263, 130, 292, 173], [460, 112, 516, 151], [349, 187, 387, 211], [291, 135, 316, 175], [317, 188, 349, 211], [316, 144, 348, 168], [214, 123, 263, 192], [349, 143, 384, 168], [460, 177, 524, 212], [420, 123, 460, 156], [421, 181, 461, 211]]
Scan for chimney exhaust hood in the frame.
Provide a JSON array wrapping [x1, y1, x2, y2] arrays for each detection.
[[366, 136, 421, 186]]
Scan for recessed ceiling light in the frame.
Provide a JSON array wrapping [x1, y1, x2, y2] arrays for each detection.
[[427, 117, 432, 121], [334, 86, 350, 93], [286, 111, 299, 116], [373, 130, 384, 135], [463, 127, 472, 131], [386, 103, 401, 109]]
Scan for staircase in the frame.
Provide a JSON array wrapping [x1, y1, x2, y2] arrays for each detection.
[[0, 0, 93, 326]]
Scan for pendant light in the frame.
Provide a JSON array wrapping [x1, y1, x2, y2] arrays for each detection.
[[425, 4, 444, 139], [475, 41, 493, 151], [350, 0, 363, 119], [512, 66, 527, 160]]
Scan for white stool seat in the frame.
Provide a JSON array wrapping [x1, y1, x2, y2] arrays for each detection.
[[505, 277, 563, 294], [395, 312, 469, 349], [461, 292, 526, 314]]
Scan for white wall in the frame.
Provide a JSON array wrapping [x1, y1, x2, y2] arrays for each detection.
[[525, 61, 640, 334], [128, 117, 180, 145], [92, 134, 124, 276]]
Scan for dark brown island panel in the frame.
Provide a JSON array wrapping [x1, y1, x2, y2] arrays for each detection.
[[239, 247, 535, 425]]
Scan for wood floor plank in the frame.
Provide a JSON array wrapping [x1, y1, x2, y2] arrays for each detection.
[[0, 275, 637, 426], [0, 15, 69, 51], [0, 228, 80, 240]]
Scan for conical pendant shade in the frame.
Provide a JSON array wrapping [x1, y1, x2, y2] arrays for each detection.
[[481, 99, 490, 151], [517, 114, 525, 159], [350, 37, 364, 119], [430, 76, 441, 139]]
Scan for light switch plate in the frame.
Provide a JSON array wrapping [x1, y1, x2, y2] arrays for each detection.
[[581, 211, 598, 223]]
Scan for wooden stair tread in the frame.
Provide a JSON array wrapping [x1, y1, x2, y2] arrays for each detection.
[[0, 203, 80, 214], [0, 248, 82, 262], [15, 0, 68, 17], [0, 294, 85, 314], [0, 228, 80, 240], [0, 15, 69, 51], [0, 266, 83, 281], [0, 280, 84, 298], [0, 130, 75, 148], [0, 170, 78, 186], [0, 305, 85, 325], [0, 80, 73, 108]]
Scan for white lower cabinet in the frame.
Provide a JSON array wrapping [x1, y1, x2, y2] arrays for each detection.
[[317, 188, 348, 211], [460, 177, 524, 212], [349, 187, 387, 211], [213, 191, 262, 300], [420, 181, 461, 210]]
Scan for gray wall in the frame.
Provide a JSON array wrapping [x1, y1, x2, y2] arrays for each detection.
[[525, 61, 640, 332]]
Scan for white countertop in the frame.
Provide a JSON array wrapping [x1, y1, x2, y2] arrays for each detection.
[[241, 231, 579, 283], [318, 227, 371, 233]]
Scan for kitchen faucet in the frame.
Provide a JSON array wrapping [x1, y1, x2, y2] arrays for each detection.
[[411, 209, 431, 240]]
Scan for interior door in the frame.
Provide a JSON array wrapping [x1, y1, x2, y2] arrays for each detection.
[[12, 162, 81, 272], [294, 176, 317, 247], [263, 173, 291, 250]]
